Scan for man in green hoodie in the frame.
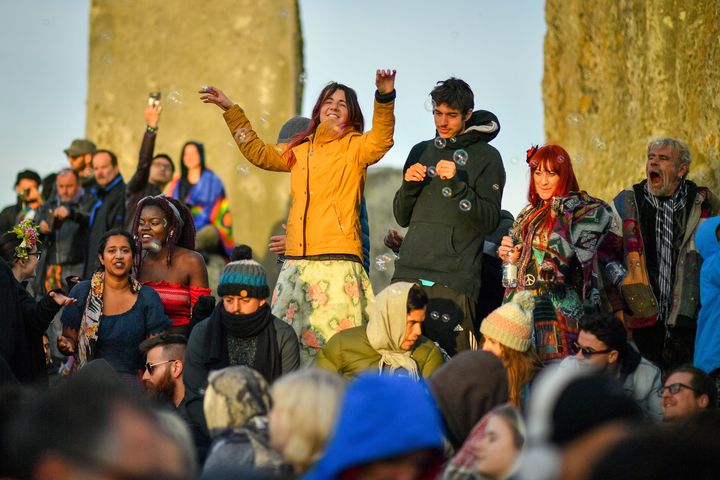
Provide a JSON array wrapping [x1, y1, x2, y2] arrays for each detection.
[[392, 78, 506, 356]]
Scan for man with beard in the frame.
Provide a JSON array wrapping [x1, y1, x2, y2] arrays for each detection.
[[599, 138, 719, 371], [139, 333, 187, 409]]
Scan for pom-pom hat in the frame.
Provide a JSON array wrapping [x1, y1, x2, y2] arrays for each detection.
[[480, 291, 535, 352]]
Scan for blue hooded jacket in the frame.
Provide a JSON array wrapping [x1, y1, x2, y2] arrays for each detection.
[[304, 374, 444, 480], [694, 216, 720, 374]]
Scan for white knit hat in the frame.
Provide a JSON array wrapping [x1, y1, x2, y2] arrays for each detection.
[[480, 291, 535, 352]]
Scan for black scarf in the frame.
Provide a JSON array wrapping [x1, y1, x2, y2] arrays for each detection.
[[201, 303, 282, 382]]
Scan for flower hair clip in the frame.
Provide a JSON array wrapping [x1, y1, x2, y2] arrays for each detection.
[[10, 219, 40, 261], [526, 145, 539, 166]]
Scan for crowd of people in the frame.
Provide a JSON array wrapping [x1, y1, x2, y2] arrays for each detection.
[[1, 69, 720, 479]]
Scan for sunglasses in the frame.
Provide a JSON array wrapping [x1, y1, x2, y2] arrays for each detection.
[[573, 341, 613, 359], [657, 382, 701, 397], [145, 359, 176, 374]]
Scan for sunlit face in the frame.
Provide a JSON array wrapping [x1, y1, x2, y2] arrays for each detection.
[[661, 372, 708, 423], [99, 234, 133, 277], [433, 103, 472, 139], [182, 144, 202, 170], [575, 330, 618, 370], [67, 153, 88, 173], [646, 145, 687, 197], [223, 295, 266, 316], [319, 89, 349, 126], [137, 205, 169, 250], [56, 172, 80, 202], [149, 157, 174, 186], [482, 336, 505, 358], [475, 414, 520, 480], [142, 345, 176, 395], [16, 179, 40, 202], [533, 165, 560, 201], [401, 307, 426, 351], [92, 152, 119, 188]]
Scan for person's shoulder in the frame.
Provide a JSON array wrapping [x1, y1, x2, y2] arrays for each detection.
[[272, 316, 296, 335], [174, 247, 205, 265]]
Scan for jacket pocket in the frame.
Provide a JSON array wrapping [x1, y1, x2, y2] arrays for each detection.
[[400, 222, 461, 272]]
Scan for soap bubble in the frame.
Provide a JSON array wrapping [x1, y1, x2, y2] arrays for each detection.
[[166, 90, 183, 107], [298, 72, 307, 84], [101, 30, 112, 41], [375, 256, 387, 271], [427, 166, 438, 177], [234, 127, 250, 143], [574, 154, 584, 164], [510, 157, 519, 165], [430, 311, 440, 320], [279, 8, 288, 17], [200, 85, 212, 93], [441, 313, 451, 323], [102, 54, 112, 65], [557, 156, 566, 164], [260, 111, 271, 125], [451, 31, 459, 39], [145, 240, 162, 254], [441, 187, 453, 197], [453, 149, 468, 166], [492, 184, 500, 191], [424, 97, 435, 112], [591, 135, 606, 150], [449, 137, 457, 144], [381, 253, 395, 263], [236, 165, 250, 176], [459, 199, 472, 212], [434, 137, 446, 149], [566, 112, 584, 126]]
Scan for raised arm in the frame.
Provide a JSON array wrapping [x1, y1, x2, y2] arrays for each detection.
[[357, 69, 397, 166], [127, 102, 162, 195], [199, 86, 290, 172]]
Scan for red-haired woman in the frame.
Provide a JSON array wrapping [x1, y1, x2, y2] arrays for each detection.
[[200, 70, 396, 364], [498, 145, 612, 364], [130, 195, 210, 336]]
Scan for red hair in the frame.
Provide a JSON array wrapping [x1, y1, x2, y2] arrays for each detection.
[[283, 82, 365, 168], [523, 145, 580, 234]]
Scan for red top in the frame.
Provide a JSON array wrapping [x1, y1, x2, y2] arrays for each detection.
[[143, 281, 212, 327]]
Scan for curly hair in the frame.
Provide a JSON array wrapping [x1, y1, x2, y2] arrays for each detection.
[[131, 195, 195, 275]]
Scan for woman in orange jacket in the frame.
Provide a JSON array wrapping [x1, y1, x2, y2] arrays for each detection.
[[200, 69, 396, 364]]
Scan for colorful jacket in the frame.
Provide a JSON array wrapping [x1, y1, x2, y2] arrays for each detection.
[[599, 182, 719, 329], [694, 216, 720, 374], [222, 92, 395, 262]]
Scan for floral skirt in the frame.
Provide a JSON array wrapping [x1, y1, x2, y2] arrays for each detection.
[[271, 259, 374, 366]]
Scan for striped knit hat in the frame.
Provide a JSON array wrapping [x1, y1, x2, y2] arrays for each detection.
[[480, 291, 535, 352], [217, 259, 269, 299]]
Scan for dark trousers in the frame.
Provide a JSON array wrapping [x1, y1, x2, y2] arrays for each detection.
[[420, 284, 477, 357], [633, 320, 695, 373]]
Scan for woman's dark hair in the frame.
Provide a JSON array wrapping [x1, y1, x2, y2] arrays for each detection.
[[131, 195, 196, 275], [430, 77, 474, 114], [579, 313, 628, 359], [283, 82, 364, 168], [179, 141, 206, 179], [0, 232, 21, 263], [406, 284, 428, 312], [97, 229, 136, 265]]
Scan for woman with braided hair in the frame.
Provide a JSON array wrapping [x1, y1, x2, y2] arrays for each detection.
[[131, 195, 210, 335]]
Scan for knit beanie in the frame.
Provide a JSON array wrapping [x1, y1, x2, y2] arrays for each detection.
[[480, 290, 535, 352], [217, 259, 269, 299]]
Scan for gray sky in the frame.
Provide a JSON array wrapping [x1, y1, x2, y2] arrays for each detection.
[[0, 0, 545, 216]]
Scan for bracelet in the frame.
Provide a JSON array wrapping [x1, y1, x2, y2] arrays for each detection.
[[146, 125, 158, 134]]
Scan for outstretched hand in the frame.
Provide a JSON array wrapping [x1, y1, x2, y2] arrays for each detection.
[[199, 85, 234, 112], [144, 101, 162, 128], [375, 69, 397, 95], [49, 291, 77, 307]]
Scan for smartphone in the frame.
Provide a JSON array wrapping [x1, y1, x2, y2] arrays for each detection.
[[148, 91, 161, 106]]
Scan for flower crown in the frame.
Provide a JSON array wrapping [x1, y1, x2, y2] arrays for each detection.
[[11, 219, 41, 261]]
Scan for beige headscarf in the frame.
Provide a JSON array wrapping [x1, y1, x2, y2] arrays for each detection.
[[366, 282, 421, 380]]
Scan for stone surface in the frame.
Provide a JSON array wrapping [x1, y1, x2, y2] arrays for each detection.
[[544, 0, 720, 201], [87, 0, 303, 266]]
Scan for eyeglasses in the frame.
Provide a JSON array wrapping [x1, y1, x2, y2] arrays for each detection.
[[573, 341, 613, 359], [657, 382, 701, 397], [145, 359, 176, 374], [27, 251, 42, 259]]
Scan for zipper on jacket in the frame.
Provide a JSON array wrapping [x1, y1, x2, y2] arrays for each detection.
[[302, 145, 313, 257]]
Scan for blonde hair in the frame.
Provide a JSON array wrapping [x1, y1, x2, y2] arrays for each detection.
[[269, 369, 345, 473]]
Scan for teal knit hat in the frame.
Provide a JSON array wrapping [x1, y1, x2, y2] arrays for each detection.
[[217, 259, 269, 299]]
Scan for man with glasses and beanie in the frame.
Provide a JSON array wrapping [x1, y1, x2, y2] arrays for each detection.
[[559, 312, 662, 420], [660, 364, 717, 423]]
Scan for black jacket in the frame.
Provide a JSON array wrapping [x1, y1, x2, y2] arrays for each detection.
[[392, 110, 505, 299], [69, 175, 126, 278]]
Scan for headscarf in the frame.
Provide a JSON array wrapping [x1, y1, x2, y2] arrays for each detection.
[[203, 366, 271, 435], [366, 282, 420, 380], [428, 351, 509, 450]]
